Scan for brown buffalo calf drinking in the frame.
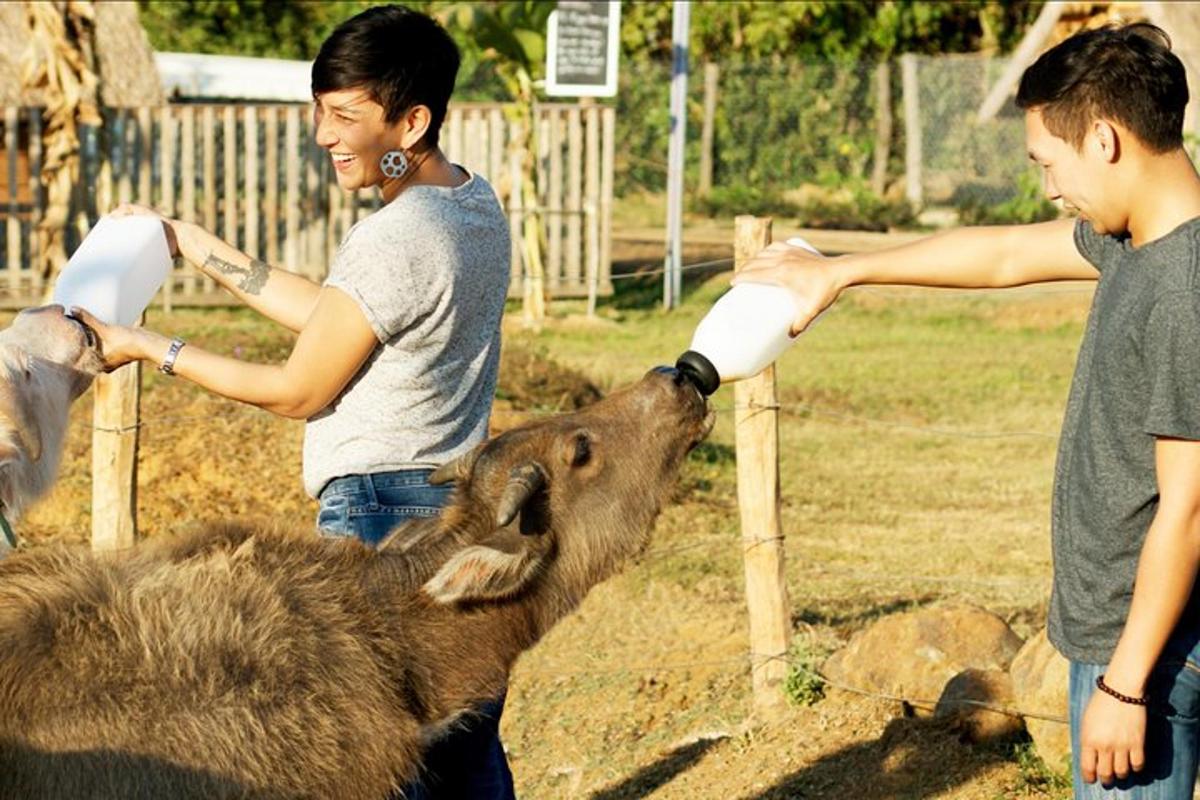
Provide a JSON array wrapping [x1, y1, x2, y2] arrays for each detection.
[[0, 365, 713, 799]]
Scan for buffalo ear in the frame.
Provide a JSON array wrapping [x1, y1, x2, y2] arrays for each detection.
[[423, 531, 551, 604]]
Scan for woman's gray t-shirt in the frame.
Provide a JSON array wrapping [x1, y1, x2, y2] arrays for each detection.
[[302, 171, 510, 498], [1048, 217, 1200, 663]]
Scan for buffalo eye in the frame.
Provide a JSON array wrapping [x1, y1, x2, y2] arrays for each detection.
[[569, 432, 591, 467]]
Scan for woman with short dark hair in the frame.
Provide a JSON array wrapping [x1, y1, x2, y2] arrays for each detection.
[[76, 6, 515, 797]]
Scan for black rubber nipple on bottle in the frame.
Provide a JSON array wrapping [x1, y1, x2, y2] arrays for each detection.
[[674, 350, 720, 397]]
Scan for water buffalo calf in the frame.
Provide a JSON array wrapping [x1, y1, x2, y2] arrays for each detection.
[[0, 305, 101, 554], [0, 366, 713, 799]]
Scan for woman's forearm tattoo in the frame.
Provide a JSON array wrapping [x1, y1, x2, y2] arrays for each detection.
[[202, 253, 269, 295]]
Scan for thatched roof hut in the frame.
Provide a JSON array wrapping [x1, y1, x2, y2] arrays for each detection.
[[0, 1, 164, 107]]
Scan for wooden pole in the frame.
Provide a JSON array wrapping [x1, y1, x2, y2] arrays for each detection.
[[599, 106, 615, 296], [117, 110, 133, 206], [566, 107, 582, 289], [201, 106, 217, 294], [285, 106, 300, 271], [159, 107, 176, 312], [243, 106, 259, 259], [699, 61, 719, 197], [584, 103, 600, 310], [223, 106, 237, 249], [509, 116, 526, 315], [137, 108, 152, 207], [871, 60, 893, 197], [734, 215, 791, 716], [901, 54, 923, 208], [6, 108, 21, 283], [265, 106, 279, 265], [180, 106, 197, 297], [91, 359, 140, 551], [547, 108, 563, 293], [28, 109, 44, 295]]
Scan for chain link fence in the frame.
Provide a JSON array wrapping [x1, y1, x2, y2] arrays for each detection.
[[612, 53, 1053, 229]]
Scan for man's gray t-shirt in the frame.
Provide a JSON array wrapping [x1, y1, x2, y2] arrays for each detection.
[[302, 171, 510, 498], [1048, 217, 1200, 663]]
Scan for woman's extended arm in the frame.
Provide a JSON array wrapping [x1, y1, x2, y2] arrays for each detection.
[[72, 285, 379, 420], [110, 204, 322, 334]]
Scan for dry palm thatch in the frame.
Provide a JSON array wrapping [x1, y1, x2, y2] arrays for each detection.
[[20, 0, 101, 286]]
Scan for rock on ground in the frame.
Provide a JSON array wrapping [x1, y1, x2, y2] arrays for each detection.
[[1009, 627, 1071, 774], [934, 668, 1025, 743], [822, 604, 1023, 717]]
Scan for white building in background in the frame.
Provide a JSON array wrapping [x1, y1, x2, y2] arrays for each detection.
[[154, 52, 312, 102]]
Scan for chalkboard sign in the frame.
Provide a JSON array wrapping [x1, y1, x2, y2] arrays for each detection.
[[545, 1, 621, 98]]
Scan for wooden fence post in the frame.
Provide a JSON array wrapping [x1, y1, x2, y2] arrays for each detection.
[[91, 360, 140, 551], [901, 53, 923, 208], [6, 108, 20, 279], [734, 215, 792, 716], [871, 60, 893, 197], [699, 61, 719, 197]]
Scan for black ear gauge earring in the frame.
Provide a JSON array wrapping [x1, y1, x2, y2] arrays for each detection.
[[380, 150, 409, 179]]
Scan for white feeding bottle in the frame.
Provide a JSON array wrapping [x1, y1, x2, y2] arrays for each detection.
[[52, 215, 172, 325], [676, 235, 823, 396]]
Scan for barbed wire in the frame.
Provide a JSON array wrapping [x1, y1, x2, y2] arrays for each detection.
[[637, 537, 1046, 591], [82, 387, 1060, 445], [770, 403, 1058, 441], [609, 256, 735, 282], [756, 653, 1069, 725], [525, 649, 1067, 725]]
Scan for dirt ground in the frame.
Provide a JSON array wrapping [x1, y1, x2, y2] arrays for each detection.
[[7, 235, 1080, 799]]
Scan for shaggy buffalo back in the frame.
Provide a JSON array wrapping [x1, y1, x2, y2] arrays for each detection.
[[0, 525, 424, 799]]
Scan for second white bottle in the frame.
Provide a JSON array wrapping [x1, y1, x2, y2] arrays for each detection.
[[675, 236, 824, 395]]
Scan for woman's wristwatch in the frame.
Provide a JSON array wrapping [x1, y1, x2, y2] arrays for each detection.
[[159, 337, 186, 376]]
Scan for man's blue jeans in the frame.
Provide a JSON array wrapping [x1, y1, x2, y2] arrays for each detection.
[[1068, 630, 1200, 798], [318, 469, 517, 800]]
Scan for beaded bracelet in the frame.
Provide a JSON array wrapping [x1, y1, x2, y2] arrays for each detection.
[[1096, 674, 1148, 706]]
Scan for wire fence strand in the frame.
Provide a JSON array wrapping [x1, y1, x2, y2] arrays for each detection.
[[527, 650, 1067, 726]]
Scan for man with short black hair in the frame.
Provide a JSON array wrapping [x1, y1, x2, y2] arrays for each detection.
[[739, 23, 1200, 797]]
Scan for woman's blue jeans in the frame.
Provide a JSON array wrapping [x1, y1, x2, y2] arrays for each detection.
[[1068, 630, 1200, 798], [318, 469, 517, 800]]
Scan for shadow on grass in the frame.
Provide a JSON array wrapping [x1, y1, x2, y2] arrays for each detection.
[[793, 594, 942, 630], [747, 716, 1025, 800], [588, 737, 723, 800]]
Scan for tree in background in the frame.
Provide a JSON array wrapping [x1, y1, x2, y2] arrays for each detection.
[[621, 1, 1041, 63], [136, 0, 499, 96], [614, 1, 1044, 209]]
